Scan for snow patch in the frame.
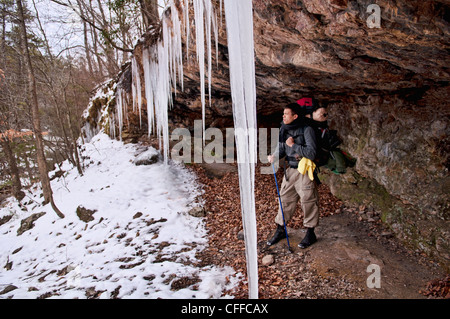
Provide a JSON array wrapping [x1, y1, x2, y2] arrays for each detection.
[[0, 133, 239, 299]]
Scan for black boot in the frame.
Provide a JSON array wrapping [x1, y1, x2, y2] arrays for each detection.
[[267, 224, 286, 246], [298, 227, 317, 249]]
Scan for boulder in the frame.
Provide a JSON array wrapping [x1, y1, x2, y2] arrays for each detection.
[[262, 255, 275, 266], [0, 285, 17, 295], [132, 148, 160, 166], [17, 212, 46, 236], [76, 206, 97, 223], [188, 207, 207, 218]]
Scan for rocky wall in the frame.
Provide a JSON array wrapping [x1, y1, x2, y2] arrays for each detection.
[[83, 0, 449, 269], [324, 88, 449, 269]]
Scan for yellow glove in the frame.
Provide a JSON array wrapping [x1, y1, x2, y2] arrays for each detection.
[[298, 157, 316, 181]]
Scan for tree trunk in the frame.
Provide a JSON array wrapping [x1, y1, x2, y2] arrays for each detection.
[[77, 0, 94, 76], [53, 91, 76, 166], [0, 137, 25, 201], [139, 0, 158, 30], [88, 16, 104, 77], [63, 79, 83, 175], [16, 0, 64, 218]]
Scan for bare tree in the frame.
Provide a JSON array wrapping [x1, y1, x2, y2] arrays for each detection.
[[139, 0, 158, 29], [50, 0, 134, 53], [1, 1, 26, 201], [0, 134, 25, 201], [76, 0, 94, 76], [16, 0, 64, 218]]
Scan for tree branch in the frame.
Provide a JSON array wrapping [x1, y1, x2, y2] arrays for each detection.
[[50, 0, 133, 53]]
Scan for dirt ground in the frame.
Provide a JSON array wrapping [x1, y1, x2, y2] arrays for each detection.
[[190, 162, 447, 299]]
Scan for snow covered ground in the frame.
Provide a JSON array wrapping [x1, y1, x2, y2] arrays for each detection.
[[0, 133, 239, 299]]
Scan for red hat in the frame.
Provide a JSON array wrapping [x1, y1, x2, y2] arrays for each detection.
[[297, 97, 313, 107], [297, 97, 320, 115]]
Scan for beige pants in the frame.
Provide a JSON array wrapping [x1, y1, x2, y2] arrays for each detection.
[[275, 167, 320, 228]]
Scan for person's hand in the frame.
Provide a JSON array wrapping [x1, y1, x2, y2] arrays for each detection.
[[286, 137, 294, 147], [268, 155, 274, 163]]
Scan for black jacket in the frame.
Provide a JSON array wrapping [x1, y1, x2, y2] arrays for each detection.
[[274, 123, 317, 168]]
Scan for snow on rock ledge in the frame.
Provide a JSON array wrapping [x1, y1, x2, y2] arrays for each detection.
[[132, 148, 160, 166]]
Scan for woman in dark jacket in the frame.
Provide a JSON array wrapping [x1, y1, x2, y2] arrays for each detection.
[[298, 98, 351, 174]]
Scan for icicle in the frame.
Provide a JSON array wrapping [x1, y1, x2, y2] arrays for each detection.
[[169, 1, 184, 93], [157, 19, 171, 165], [185, 0, 190, 62], [224, 0, 258, 299], [131, 56, 143, 127], [110, 114, 116, 139], [219, 0, 223, 28], [193, 0, 206, 145], [131, 57, 137, 113], [212, 3, 219, 68], [139, 0, 218, 163], [143, 47, 155, 136], [205, 0, 212, 108], [191, 0, 218, 144], [141, 3, 185, 161], [116, 88, 124, 142]]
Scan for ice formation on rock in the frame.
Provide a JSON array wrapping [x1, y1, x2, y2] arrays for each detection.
[[128, 0, 258, 298]]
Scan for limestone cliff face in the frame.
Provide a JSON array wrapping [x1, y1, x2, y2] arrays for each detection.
[[84, 0, 449, 267]]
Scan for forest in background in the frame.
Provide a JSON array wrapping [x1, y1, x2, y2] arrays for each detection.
[[0, 0, 160, 208]]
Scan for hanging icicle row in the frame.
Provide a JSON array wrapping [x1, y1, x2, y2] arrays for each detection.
[[127, 0, 259, 299]]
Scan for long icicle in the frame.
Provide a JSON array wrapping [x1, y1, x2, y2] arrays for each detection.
[[192, 0, 206, 146], [185, 0, 190, 63], [131, 56, 142, 127], [224, 0, 258, 299]]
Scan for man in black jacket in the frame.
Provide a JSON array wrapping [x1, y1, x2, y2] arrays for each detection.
[[267, 103, 320, 249]]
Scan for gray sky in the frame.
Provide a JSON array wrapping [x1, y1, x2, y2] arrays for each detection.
[[29, 0, 169, 58], [31, 0, 84, 57]]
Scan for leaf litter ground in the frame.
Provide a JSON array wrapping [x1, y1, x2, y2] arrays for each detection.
[[188, 162, 447, 299], [0, 134, 446, 299]]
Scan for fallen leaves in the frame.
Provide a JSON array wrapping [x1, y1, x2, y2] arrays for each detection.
[[420, 275, 450, 299], [187, 162, 446, 300], [188, 163, 345, 299]]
